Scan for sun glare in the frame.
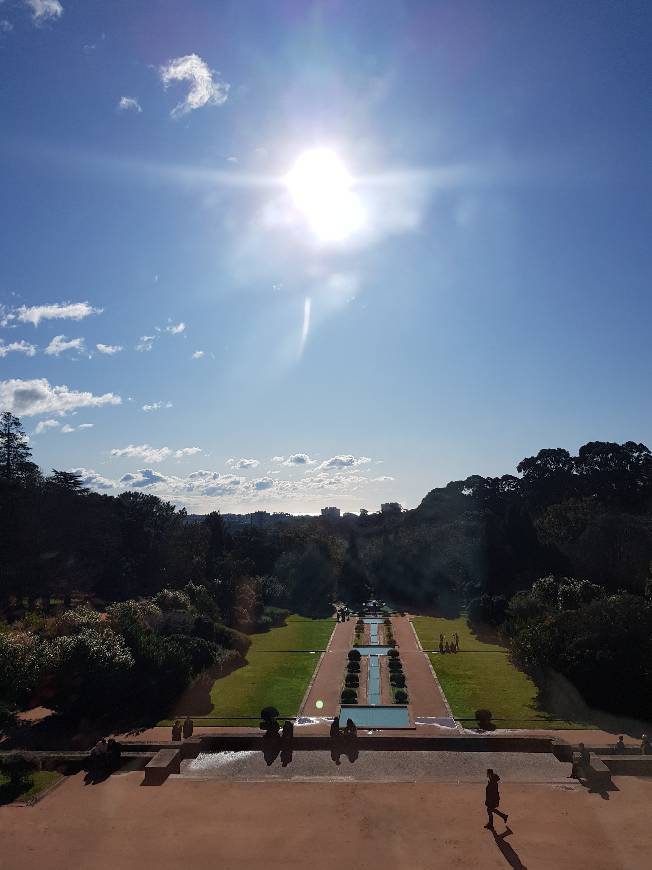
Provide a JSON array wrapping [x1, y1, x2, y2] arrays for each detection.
[[284, 148, 365, 242]]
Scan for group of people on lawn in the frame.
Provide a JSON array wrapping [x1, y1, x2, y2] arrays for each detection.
[[438, 632, 460, 654], [336, 607, 351, 622], [171, 716, 194, 741]]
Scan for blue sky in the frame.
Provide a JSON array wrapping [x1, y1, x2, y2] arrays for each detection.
[[1, 0, 651, 514]]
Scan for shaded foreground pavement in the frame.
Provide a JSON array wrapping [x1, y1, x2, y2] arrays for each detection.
[[2, 773, 652, 870], [181, 749, 570, 782]]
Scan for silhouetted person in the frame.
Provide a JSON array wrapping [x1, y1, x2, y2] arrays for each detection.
[[107, 738, 121, 771], [282, 720, 294, 740], [330, 715, 341, 739], [454, 632, 460, 650], [572, 742, 591, 778], [615, 735, 626, 754], [444, 641, 451, 653], [438, 634, 444, 654], [345, 718, 357, 738], [641, 734, 651, 755], [171, 720, 182, 741], [484, 769, 508, 829], [183, 716, 194, 738]]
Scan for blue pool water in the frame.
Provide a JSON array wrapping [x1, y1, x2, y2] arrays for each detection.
[[367, 655, 381, 704], [354, 645, 391, 656], [339, 705, 411, 729]]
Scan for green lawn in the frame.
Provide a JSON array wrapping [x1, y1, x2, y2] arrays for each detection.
[[413, 616, 588, 729], [0, 771, 62, 805], [165, 615, 334, 725], [245, 614, 335, 651]]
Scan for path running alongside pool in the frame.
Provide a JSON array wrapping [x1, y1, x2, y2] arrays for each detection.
[[296, 619, 354, 728]]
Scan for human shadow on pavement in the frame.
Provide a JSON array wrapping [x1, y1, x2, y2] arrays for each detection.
[[493, 828, 527, 869], [262, 742, 281, 766], [331, 740, 359, 766], [280, 745, 293, 767]]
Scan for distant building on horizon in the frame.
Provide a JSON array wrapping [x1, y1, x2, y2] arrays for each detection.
[[321, 506, 341, 519], [381, 502, 402, 515]]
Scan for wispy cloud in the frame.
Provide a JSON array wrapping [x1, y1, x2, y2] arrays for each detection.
[[227, 457, 260, 470], [192, 350, 205, 359], [44, 335, 86, 356], [96, 343, 123, 355], [0, 19, 13, 33], [24, 0, 63, 25], [142, 401, 173, 412], [135, 335, 156, 353], [0, 339, 37, 358], [317, 455, 371, 471], [0, 377, 121, 416], [117, 96, 142, 113], [13, 301, 102, 327], [110, 444, 172, 463], [175, 447, 202, 458], [34, 418, 60, 435], [164, 321, 185, 334], [159, 54, 229, 118], [273, 453, 316, 467]]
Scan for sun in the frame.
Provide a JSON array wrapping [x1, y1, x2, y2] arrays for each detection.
[[284, 148, 365, 242]]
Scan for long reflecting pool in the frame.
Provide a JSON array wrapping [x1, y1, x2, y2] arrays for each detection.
[[339, 705, 411, 729]]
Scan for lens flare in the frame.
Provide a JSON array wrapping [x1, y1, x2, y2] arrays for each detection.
[[285, 148, 365, 242]]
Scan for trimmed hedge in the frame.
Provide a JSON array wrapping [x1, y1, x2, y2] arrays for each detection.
[[341, 688, 358, 703], [390, 673, 406, 688], [348, 649, 361, 661], [387, 648, 399, 659], [394, 689, 408, 703], [388, 658, 403, 671], [347, 661, 360, 673], [345, 674, 359, 688]]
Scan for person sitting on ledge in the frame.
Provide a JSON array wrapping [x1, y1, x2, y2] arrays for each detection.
[[345, 718, 357, 738], [330, 715, 341, 739], [614, 735, 626, 753], [641, 734, 651, 755], [282, 720, 294, 740]]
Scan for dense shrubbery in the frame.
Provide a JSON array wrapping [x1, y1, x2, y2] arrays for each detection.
[[341, 688, 357, 703], [505, 578, 652, 720]]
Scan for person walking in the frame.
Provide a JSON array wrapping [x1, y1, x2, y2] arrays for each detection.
[[171, 720, 182, 741], [454, 632, 460, 650], [439, 633, 444, 654], [484, 769, 508, 829]]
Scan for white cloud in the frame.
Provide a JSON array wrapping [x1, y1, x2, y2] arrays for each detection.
[[96, 343, 123, 355], [227, 457, 260, 470], [281, 453, 315, 467], [191, 350, 204, 359], [317, 455, 371, 471], [175, 447, 202, 458], [34, 418, 60, 435], [110, 444, 172, 463], [0, 378, 121, 417], [252, 477, 275, 491], [119, 469, 168, 489], [159, 53, 229, 118], [0, 339, 37, 357], [372, 475, 394, 482], [60, 424, 75, 433], [165, 322, 185, 334], [271, 456, 285, 463], [142, 401, 172, 412], [77, 423, 94, 429], [44, 335, 86, 356], [0, 19, 13, 32], [24, 0, 63, 25], [135, 335, 156, 352], [70, 467, 116, 490], [15, 301, 101, 326], [118, 96, 142, 113]]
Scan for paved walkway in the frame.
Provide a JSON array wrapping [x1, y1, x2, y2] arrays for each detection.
[[391, 616, 453, 720], [297, 619, 354, 724], [3, 772, 651, 870], [181, 749, 571, 782]]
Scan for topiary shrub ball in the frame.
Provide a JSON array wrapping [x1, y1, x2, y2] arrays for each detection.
[[387, 648, 399, 659], [394, 690, 408, 703], [346, 660, 360, 673], [341, 688, 358, 703], [348, 649, 361, 661]]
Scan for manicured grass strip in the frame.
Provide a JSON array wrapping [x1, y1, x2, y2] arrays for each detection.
[[208, 650, 321, 719], [412, 615, 504, 652], [0, 771, 62, 805], [249, 615, 334, 651], [414, 616, 590, 729]]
